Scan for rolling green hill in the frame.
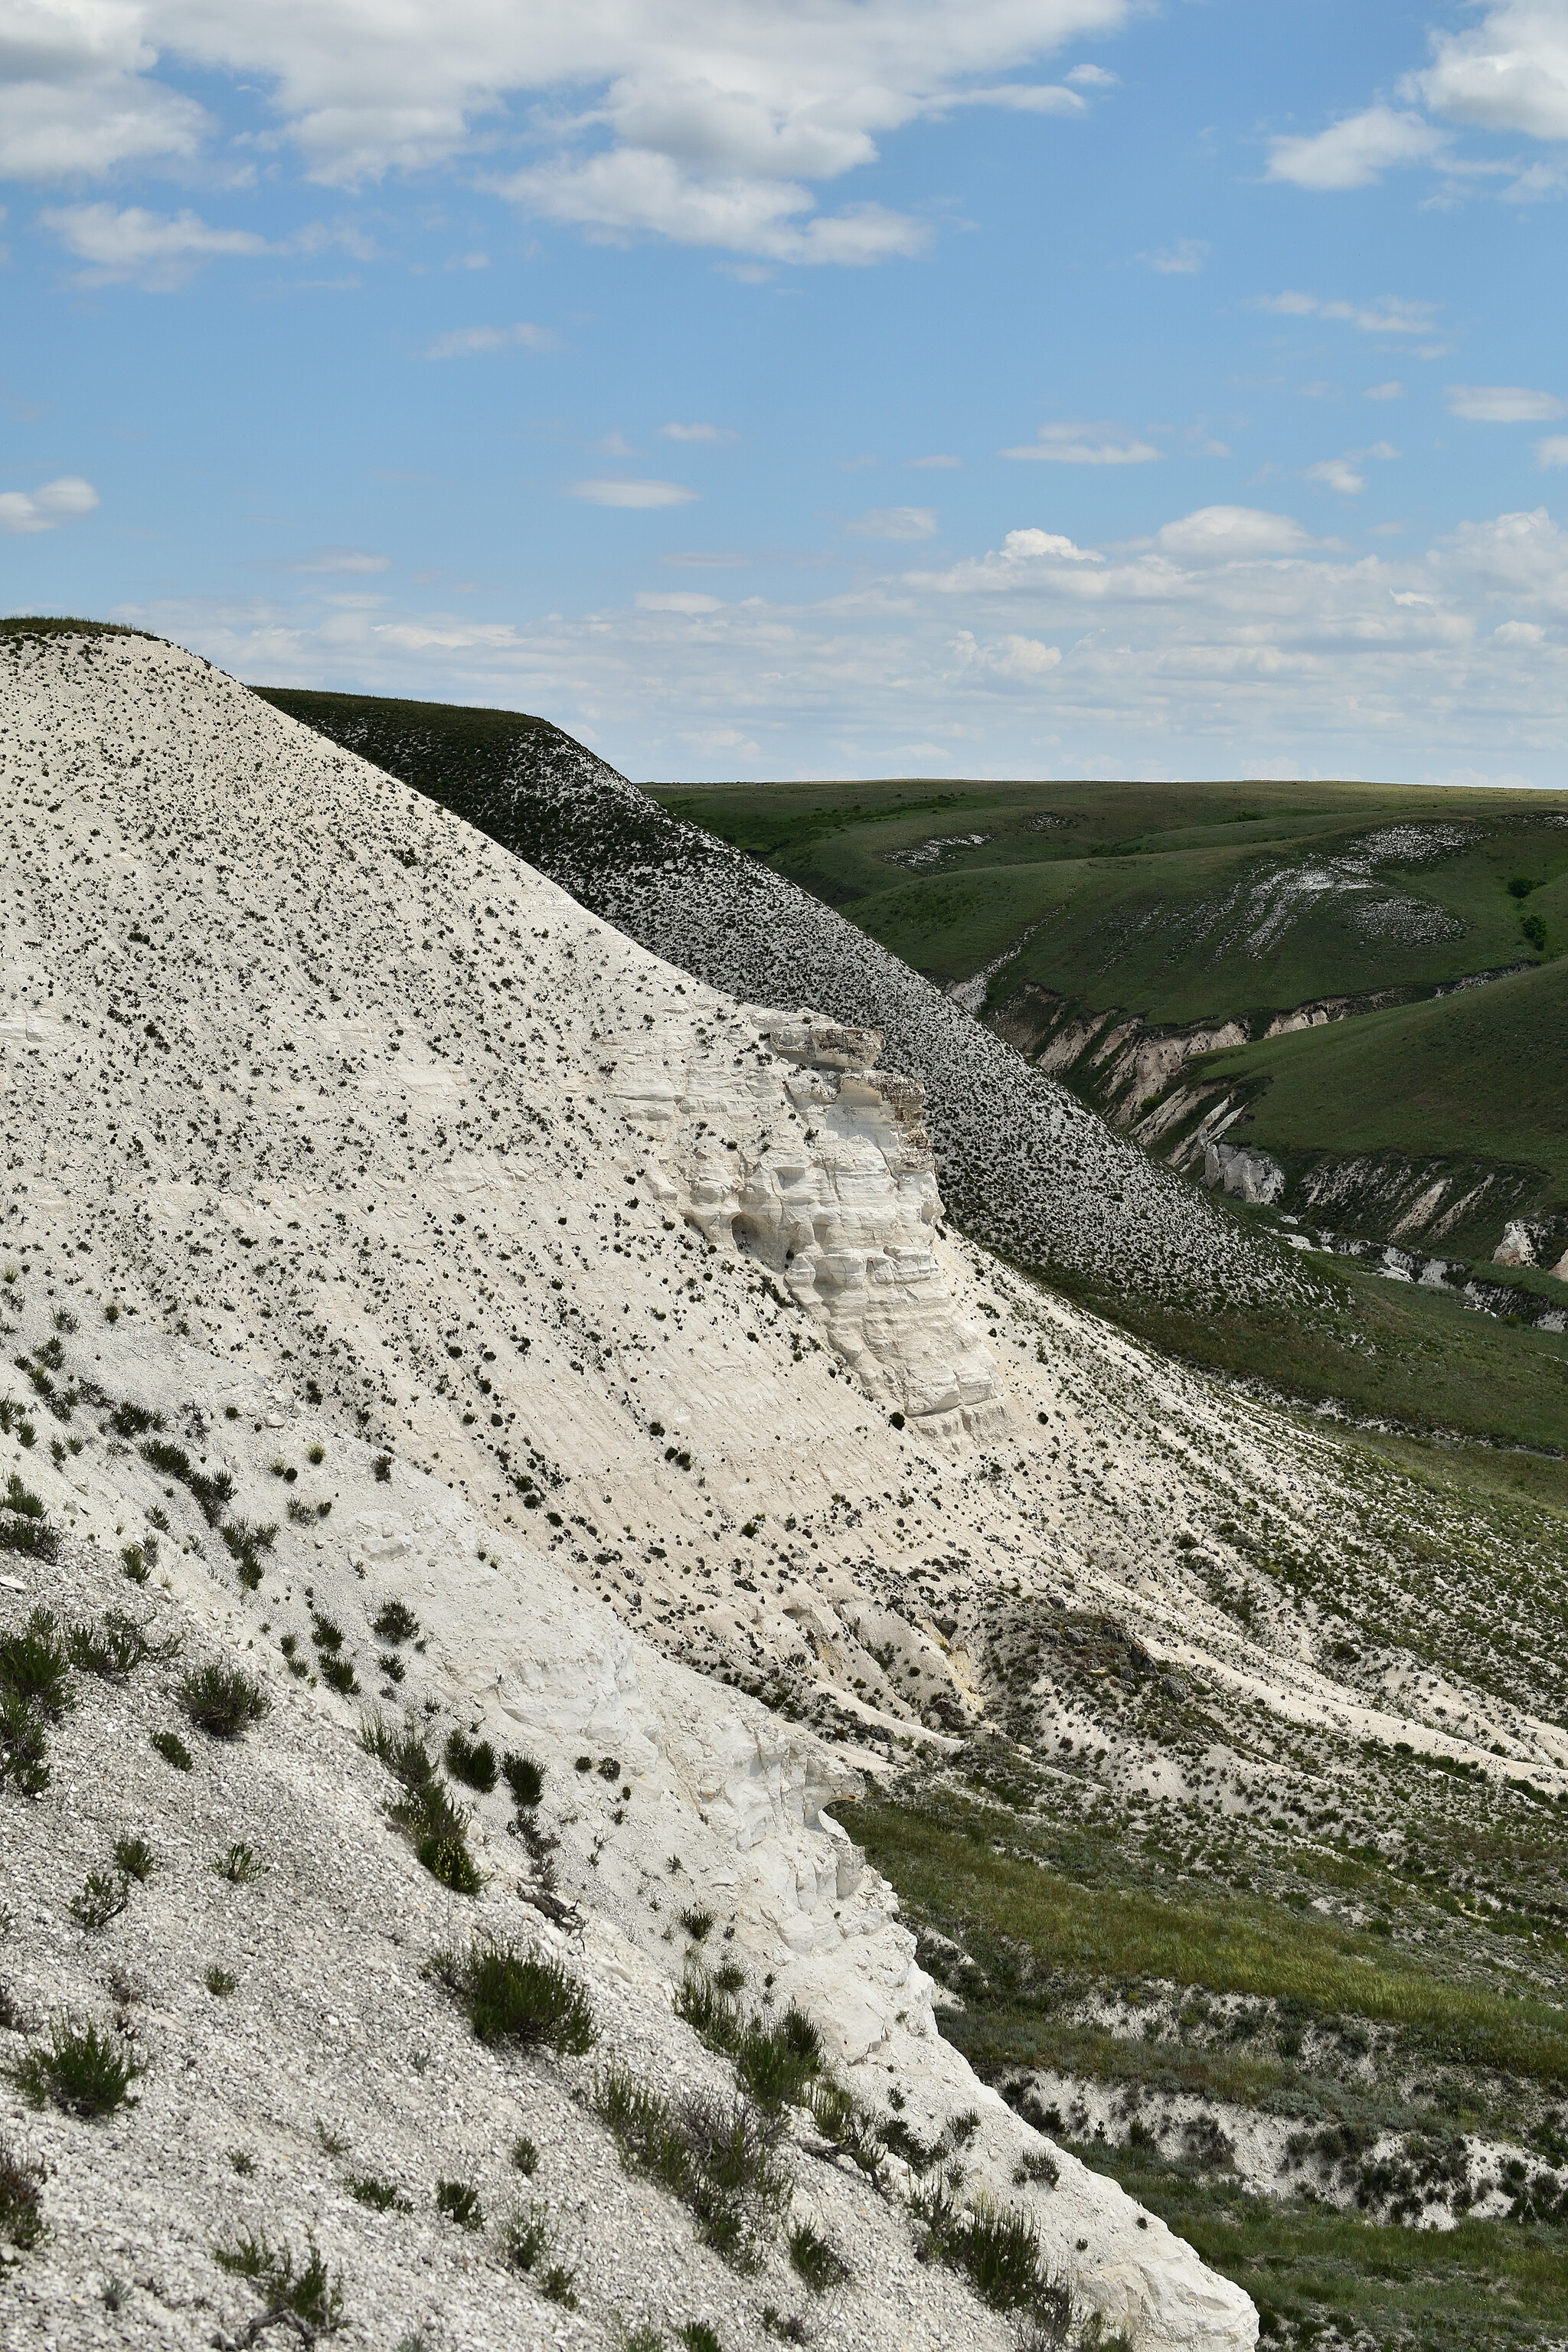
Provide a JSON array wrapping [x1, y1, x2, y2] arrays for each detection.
[[1197, 956, 1568, 1187], [654, 775, 1568, 1026]]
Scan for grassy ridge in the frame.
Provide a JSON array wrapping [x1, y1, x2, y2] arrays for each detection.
[[851, 1803, 1568, 2086], [655, 776, 1568, 1025], [1193, 956, 1568, 1196]]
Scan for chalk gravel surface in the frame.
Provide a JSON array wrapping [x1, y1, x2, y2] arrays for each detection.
[[1, 631, 1532, 2350]]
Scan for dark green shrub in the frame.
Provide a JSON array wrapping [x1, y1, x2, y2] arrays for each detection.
[[593, 2062, 787, 2270], [680, 1906, 715, 1944], [120, 1544, 151, 1585], [735, 2007, 821, 2114], [320, 1655, 360, 1697], [373, 1599, 418, 1643], [113, 1834, 159, 1883], [311, 1611, 344, 1654], [501, 1750, 544, 1807], [213, 2230, 343, 2332], [140, 1439, 234, 1524], [0, 2138, 44, 2249], [204, 1965, 237, 1997], [1523, 911, 1548, 952], [435, 2178, 482, 2230], [0, 1690, 49, 1798], [70, 1871, 129, 1930], [348, 2174, 411, 2213], [214, 1842, 265, 1883], [788, 2219, 849, 2292], [0, 1478, 57, 1561], [678, 2325, 721, 2352], [150, 1728, 193, 1771], [220, 1519, 277, 1589], [913, 2191, 1071, 2328], [109, 1400, 162, 1437], [9, 2016, 142, 2118], [68, 1609, 173, 1678], [0, 1609, 74, 1717], [435, 1939, 597, 2053], [511, 2134, 539, 2174], [416, 1833, 485, 1893], [178, 1663, 270, 1739], [445, 1729, 498, 1792]]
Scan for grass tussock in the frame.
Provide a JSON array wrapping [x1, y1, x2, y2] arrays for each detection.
[[913, 2188, 1073, 2337], [432, 1939, 597, 2055], [675, 1968, 823, 2114], [178, 1663, 270, 1740], [593, 2057, 790, 2270], [0, 2138, 44, 2250], [213, 2229, 344, 2333], [8, 2016, 143, 2118], [499, 2196, 579, 2305]]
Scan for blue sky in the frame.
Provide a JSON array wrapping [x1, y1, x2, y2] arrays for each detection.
[[4, 0, 1568, 782]]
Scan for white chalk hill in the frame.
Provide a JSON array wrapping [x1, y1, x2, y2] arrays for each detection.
[[0, 628, 1312, 2347]]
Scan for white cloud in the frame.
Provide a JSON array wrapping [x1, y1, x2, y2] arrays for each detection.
[[1155, 505, 1311, 560], [570, 477, 699, 508], [1306, 459, 1366, 495], [0, 0, 1134, 261], [1410, 2, 1568, 142], [0, 0, 207, 180], [40, 201, 272, 289], [952, 629, 1062, 678], [1537, 436, 1568, 468], [846, 505, 939, 541], [423, 322, 556, 358], [504, 151, 929, 263], [1266, 105, 1446, 191], [936, 83, 1083, 113], [135, 499, 1568, 782], [1365, 381, 1405, 400], [910, 453, 961, 469], [635, 590, 723, 612], [1448, 384, 1566, 422], [290, 547, 390, 573], [1256, 291, 1439, 336], [1002, 423, 1161, 464], [658, 422, 736, 443], [1066, 62, 1117, 86], [0, 474, 98, 534], [1142, 237, 1207, 274]]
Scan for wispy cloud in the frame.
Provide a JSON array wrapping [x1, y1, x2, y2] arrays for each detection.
[[1535, 436, 1568, 469], [1448, 384, 1565, 422], [1002, 423, 1160, 465], [290, 547, 391, 573], [0, 475, 98, 534], [424, 322, 556, 358], [1142, 238, 1208, 275], [658, 422, 737, 443], [1365, 381, 1405, 400], [1266, 106, 1445, 191], [41, 203, 273, 289], [570, 478, 698, 508], [1256, 290, 1439, 336], [845, 505, 939, 540]]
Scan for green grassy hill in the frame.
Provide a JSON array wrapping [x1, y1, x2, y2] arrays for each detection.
[[1197, 957, 1568, 1194], [655, 776, 1568, 1026]]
